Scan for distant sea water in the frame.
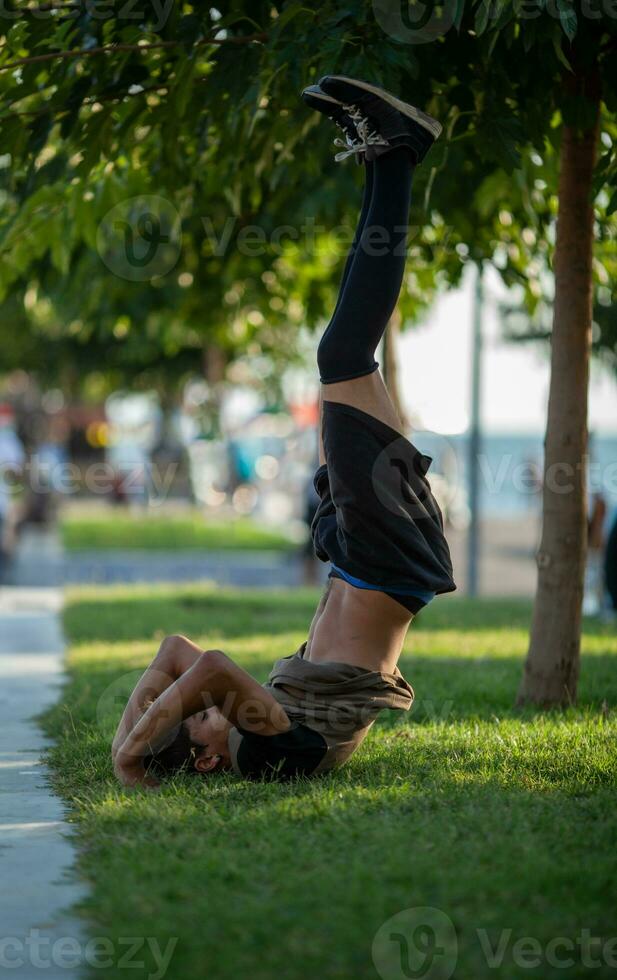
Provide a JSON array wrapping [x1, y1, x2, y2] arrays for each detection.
[[412, 431, 617, 518]]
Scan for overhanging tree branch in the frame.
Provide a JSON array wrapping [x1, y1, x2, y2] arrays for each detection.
[[1, 82, 171, 118], [0, 31, 267, 73]]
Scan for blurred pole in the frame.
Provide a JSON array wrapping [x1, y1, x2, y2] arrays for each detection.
[[468, 264, 484, 597]]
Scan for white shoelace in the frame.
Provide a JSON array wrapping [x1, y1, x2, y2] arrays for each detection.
[[333, 104, 389, 162]]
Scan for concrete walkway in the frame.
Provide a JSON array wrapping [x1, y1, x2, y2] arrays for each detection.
[[0, 568, 86, 975], [7, 526, 313, 589]]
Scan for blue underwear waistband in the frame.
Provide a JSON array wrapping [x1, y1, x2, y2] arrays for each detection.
[[330, 564, 436, 605]]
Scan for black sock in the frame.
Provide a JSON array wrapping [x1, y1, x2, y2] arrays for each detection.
[[317, 148, 414, 384], [329, 161, 374, 322]]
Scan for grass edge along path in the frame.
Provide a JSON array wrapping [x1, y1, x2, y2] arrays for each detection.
[[60, 512, 296, 552]]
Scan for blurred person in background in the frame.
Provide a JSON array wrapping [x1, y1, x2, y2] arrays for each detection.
[[301, 447, 322, 586], [18, 413, 69, 530], [0, 403, 26, 580], [106, 393, 160, 508], [605, 508, 617, 616], [583, 492, 607, 616]]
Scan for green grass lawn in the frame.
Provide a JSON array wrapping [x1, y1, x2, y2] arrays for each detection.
[[60, 511, 295, 551], [45, 587, 617, 980]]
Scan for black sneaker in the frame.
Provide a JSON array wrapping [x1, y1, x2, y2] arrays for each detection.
[[318, 75, 441, 164], [301, 84, 369, 163]]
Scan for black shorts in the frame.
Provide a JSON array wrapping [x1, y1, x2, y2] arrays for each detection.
[[311, 402, 456, 610]]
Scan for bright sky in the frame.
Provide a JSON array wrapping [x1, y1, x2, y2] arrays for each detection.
[[399, 265, 617, 436]]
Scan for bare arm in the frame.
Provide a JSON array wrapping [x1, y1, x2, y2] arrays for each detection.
[[114, 648, 291, 785], [111, 634, 203, 761]]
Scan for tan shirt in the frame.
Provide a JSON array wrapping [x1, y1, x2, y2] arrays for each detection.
[[228, 644, 414, 776]]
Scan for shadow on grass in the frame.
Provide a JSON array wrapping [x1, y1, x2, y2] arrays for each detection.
[[63, 585, 319, 644], [44, 695, 617, 825], [64, 587, 545, 645], [53, 650, 617, 753]]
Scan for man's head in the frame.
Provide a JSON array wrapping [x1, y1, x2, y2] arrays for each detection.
[[145, 706, 232, 778]]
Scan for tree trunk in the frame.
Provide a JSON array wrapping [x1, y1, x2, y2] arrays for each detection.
[[517, 113, 599, 707], [203, 343, 227, 385], [201, 343, 228, 439], [382, 308, 409, 429]]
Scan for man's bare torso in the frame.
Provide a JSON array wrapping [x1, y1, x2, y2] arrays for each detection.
[[305, 578, 412, 674]]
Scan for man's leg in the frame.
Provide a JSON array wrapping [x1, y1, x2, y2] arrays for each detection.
[[317, 146, 414, 436], [318, 161, 377, 465], [329, 160, 375, 323], [319, 371, 402, 466], [322, 370, 403, 432]]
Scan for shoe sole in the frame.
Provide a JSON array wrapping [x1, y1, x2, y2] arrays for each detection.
[[321, 76, 442, 141], [302, 86, 340, 107]]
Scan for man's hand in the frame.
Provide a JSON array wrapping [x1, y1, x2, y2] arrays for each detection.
[[110, 635, 204, 766], [113, 751, 160, 790]]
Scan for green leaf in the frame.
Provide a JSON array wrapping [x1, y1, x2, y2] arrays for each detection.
[[595, 150, 615, 178], [177, 14, 204, 45], [487, 27, 500, 58], [474, 0, 491, 36], [170, 56, 197, 119], [6, 21, 30, 54], [556, 0, 577, 41], [606, 188, 617, 216], [454, 0, 467, 32], [27, 114, 53, 157], [552, 34, 573, 71], [273, 2, 310, 32]]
